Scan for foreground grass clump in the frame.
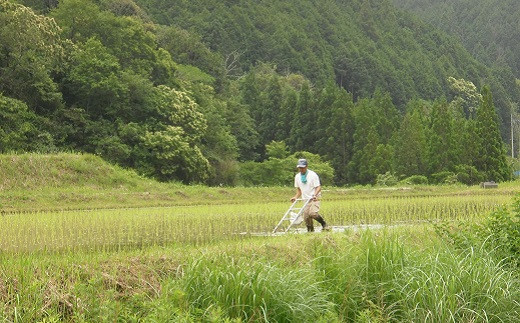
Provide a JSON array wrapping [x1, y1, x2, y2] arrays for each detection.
[[182, 256, 333, 322], [1, 228, 519, 322], [310, 230, 520, 322], [437, 194, 520, 269]]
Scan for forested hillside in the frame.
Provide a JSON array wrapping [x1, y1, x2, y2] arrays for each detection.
[[1, 0, 517, 186], [392, 0, 520, 79], [134, 0, 519, 113]]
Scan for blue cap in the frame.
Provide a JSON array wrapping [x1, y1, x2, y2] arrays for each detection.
[[296, 159, 308, 168]]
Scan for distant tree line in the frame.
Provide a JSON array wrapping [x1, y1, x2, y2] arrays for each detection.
[[238, 67, 510, 185]]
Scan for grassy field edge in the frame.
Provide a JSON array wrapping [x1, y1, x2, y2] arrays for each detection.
[[2, 227, 519, 321], [1, 153, 518, 213]]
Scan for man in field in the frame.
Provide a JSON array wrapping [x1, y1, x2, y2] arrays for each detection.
[[290, 158, 329, 232]]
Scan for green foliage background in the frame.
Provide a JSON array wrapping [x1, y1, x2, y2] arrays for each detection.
[[392, 0, 520, 79], [1, 0, 518, 185]]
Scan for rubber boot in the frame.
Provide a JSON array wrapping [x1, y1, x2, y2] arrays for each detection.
[[316, 215, 329, 231], [306, 225, 314, 232]]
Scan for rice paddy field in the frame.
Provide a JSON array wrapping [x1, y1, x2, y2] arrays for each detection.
[[0, 186, 515, 253], [2, 154, 520, 322]]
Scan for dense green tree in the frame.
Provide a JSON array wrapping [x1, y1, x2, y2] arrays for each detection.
[[266, 141, 290, 160], [447, 76, 482, 118], [133, 0, 520, 121], [117, 70, 158, 123], [428, 100, 459, 174], [48, 0, 100, 42], [183, 82, 239, 186], [372, 143, 394, 176], [156, 25, 224, 84], [475, 86, 511, 181], [459, 119, 480, 168], [17, 0, 59, 13], [80, 83, 216, 183], [315, 84, 355, 185], [240, 70, 260, 117], [0, 0, 65, 113], [100, 0, 149, 20], [152, 85, 207, 143], [393, 107, 428, 177], [334, 44, 371, 100], [393, 0, 520, 78], [239, 66, 280, 159], [348, 99, 378, 184], [50, 0, 174, 85], [290, 82, 316, 152], [314, 82, 339, 155], [141, 126, 209, 183], [258, 75, 283, 147], [130, 85, 210, 183], [223, 83, 260, 162], [0, 94, 50, 152], [352, 126, 381, 184], [346, 90, 401, 184], [240, 68, 310, 158], [372, 89, 401, 143], [445, 79, 486, 182], [393, 0, 520, 141], [275, 88, 298, 142], [61, 38, 126, 118]]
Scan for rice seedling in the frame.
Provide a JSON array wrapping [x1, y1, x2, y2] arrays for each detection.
[[0, 190, 511, 253]]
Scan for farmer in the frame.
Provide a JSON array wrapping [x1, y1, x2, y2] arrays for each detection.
[[290, 158, 329, 232]]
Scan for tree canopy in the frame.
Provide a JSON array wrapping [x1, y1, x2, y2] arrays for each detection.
[[2, 0, 517, 185]]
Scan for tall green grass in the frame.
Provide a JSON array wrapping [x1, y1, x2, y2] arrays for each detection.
[[310, 230, 520, 322], [182, 255, 334, 322], [0, 153, 145, 190], [394, 247, 520, 322]]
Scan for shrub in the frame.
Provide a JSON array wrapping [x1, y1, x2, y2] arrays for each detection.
[[206, 158, 240, 186], [430, 171, 457, 184], [375, 172, 398, 186], [478, 196, 520, 266], [454, 164, 484, 185], [401, 175, 428, 185], [312, 229, 520, 322], [435, 194, 520, 267], [238, 151, 334, 186]]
